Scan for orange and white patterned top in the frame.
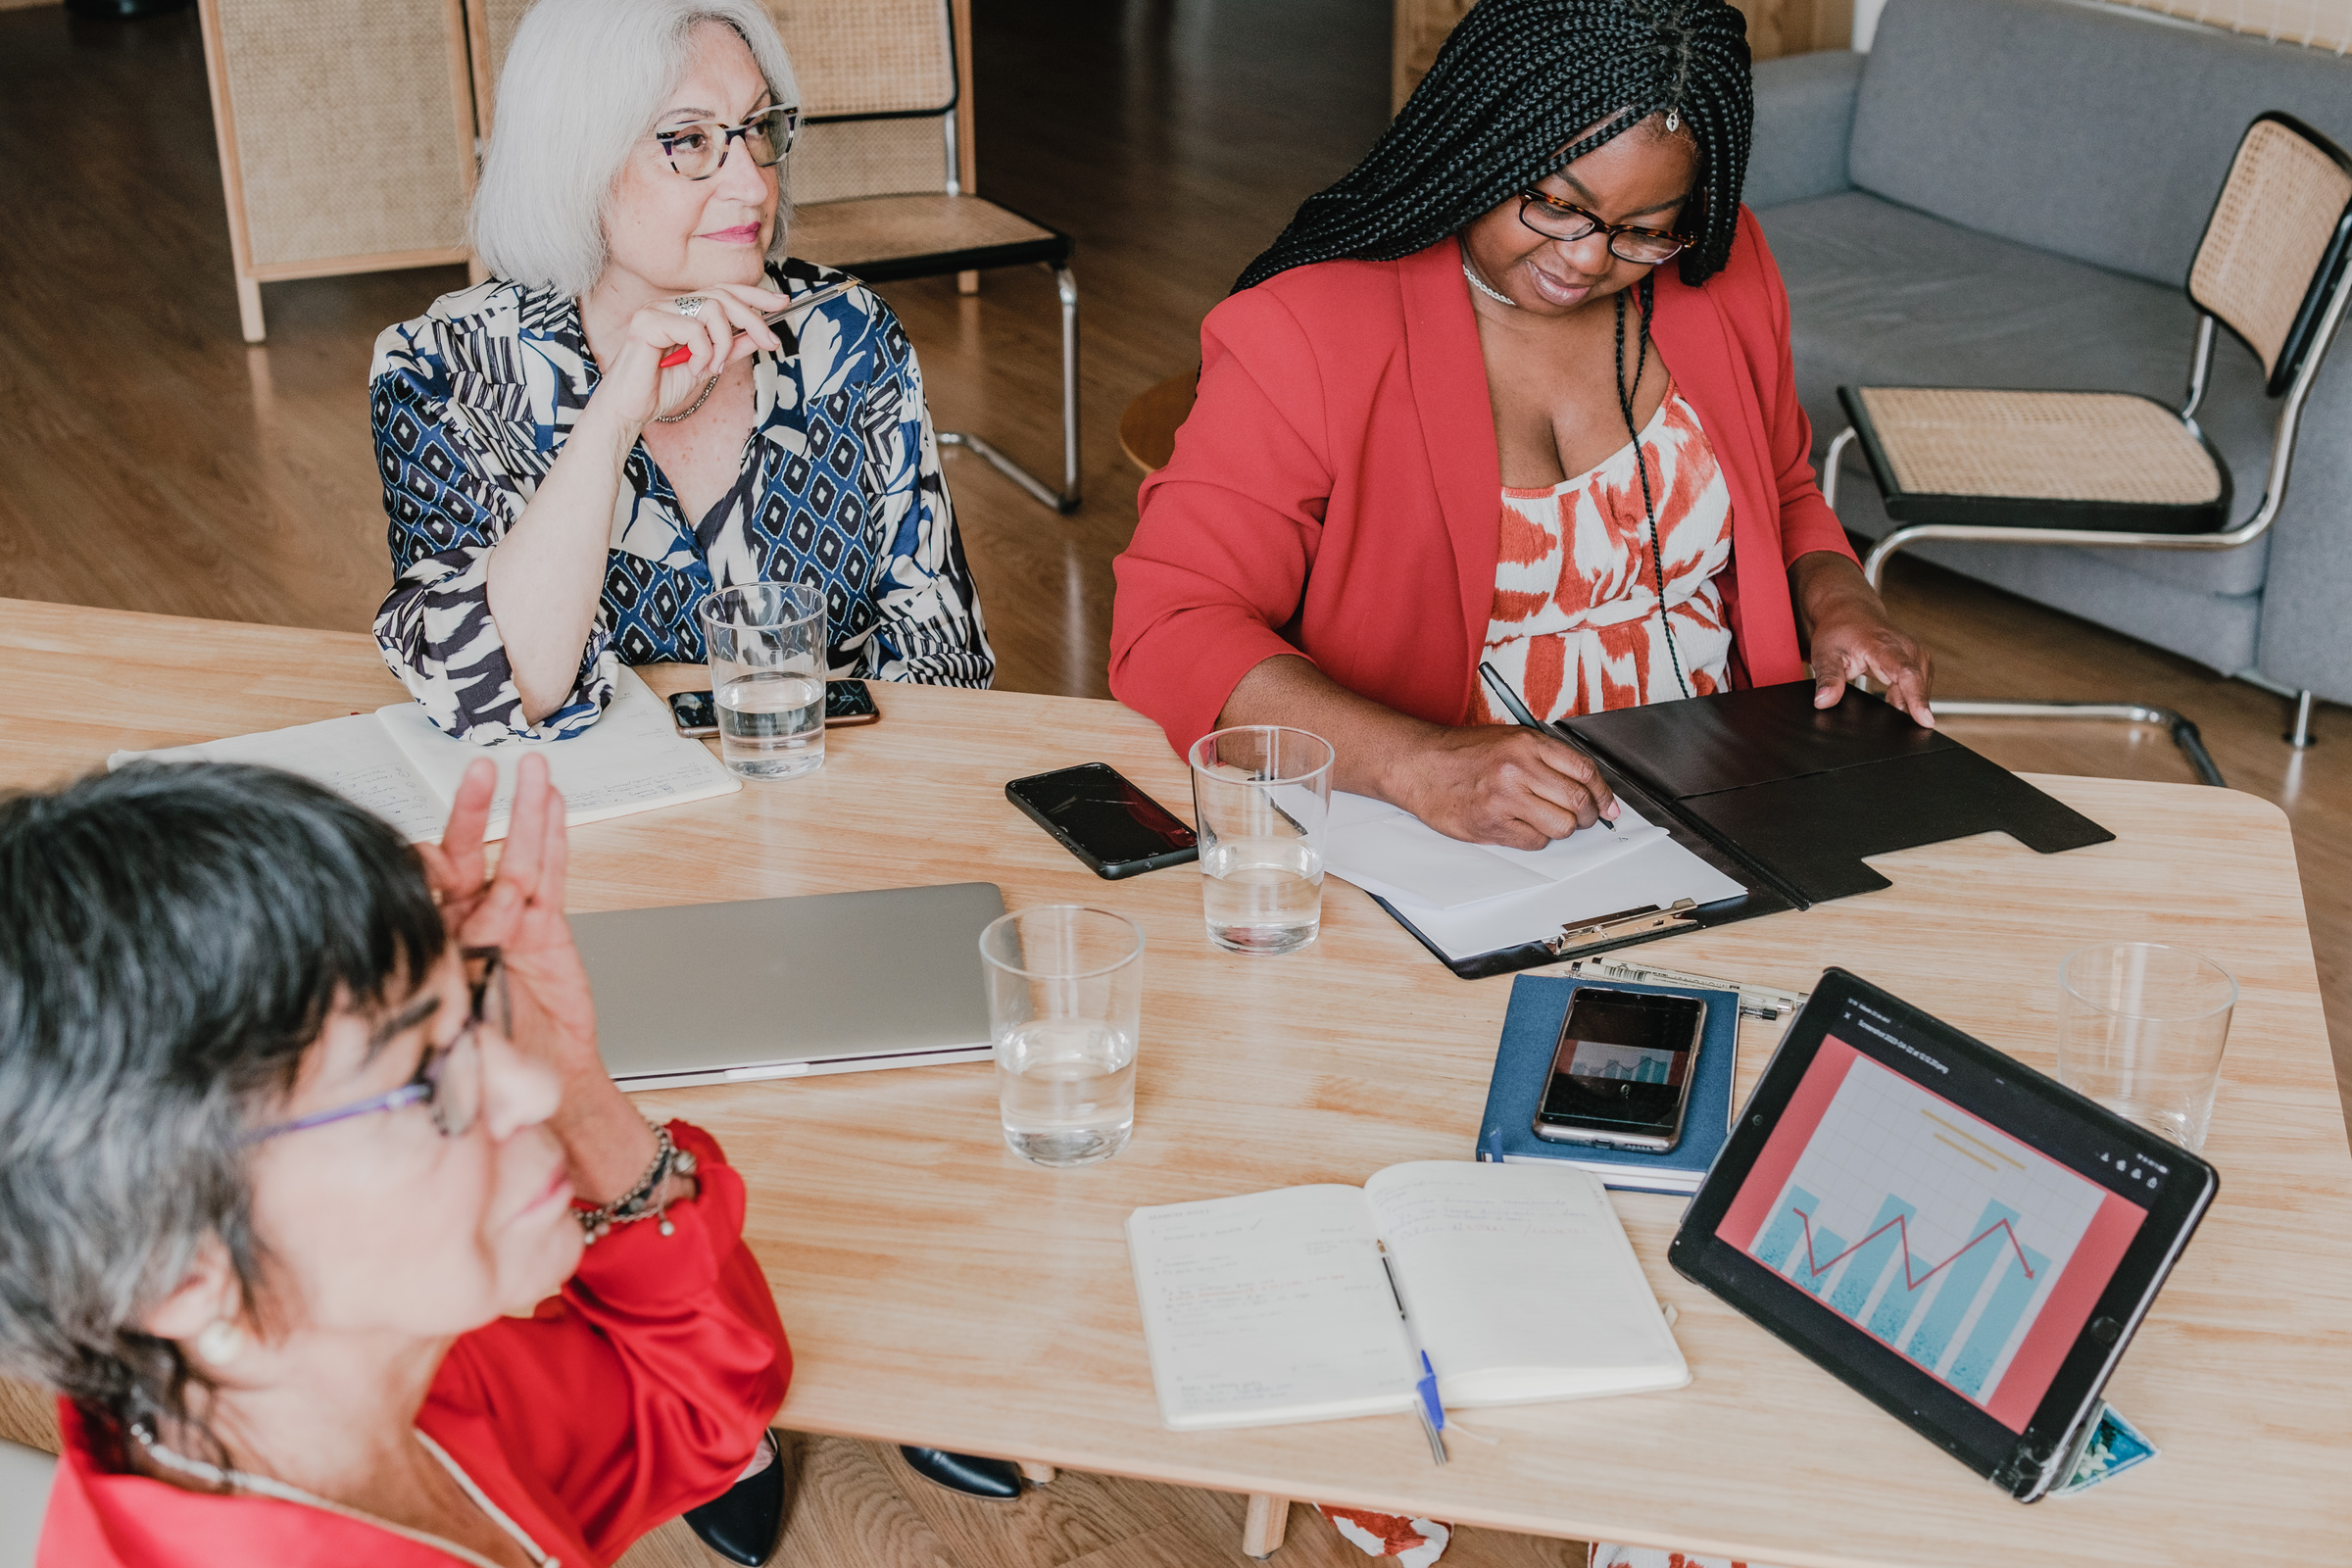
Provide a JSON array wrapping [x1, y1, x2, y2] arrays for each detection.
[[1471, 384, 1735, 724]]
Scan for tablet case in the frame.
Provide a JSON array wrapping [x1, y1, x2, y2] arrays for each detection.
[[1370, 683, 2115, 977], [1472, 975, 1740, 1195]]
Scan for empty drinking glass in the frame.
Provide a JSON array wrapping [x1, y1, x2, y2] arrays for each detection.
[[979, 906, 1145, 1168], [2057, 942, 2237, 1151], [1188, 726, 1334, 956], [701, 582, 825, 781]]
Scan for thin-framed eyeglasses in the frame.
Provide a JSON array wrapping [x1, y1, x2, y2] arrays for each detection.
[[652, 104, 800, 181], [242, 949, 506, 1145], [1517, 188, 1692, 265]]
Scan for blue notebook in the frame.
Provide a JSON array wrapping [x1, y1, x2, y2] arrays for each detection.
[[1474, 974, 1741, 1196]]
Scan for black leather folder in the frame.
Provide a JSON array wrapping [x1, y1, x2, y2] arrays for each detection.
[[1561, 682, 2116, 909], [1372, 682, 2115, 980]]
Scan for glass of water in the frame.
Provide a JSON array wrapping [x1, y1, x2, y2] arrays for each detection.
[[979, 906, 1145, 1168], [1187, 726, 1334, 956], [701, 582, 825, 781], [2058, 942, 2237, 1151]]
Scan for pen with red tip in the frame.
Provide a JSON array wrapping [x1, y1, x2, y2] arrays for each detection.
[[657, 274, 865, 369]]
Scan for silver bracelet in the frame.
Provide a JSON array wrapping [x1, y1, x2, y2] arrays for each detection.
[[576, 1118, 700, 1242]]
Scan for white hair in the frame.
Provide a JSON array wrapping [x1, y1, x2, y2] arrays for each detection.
[[471, 0, 800, 296]]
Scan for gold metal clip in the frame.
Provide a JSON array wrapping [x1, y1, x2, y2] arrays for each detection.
[[1544, 898, 1699, 956]]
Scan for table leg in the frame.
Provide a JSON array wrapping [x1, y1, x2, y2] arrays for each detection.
[[1018, 1461, 1054, 1485], [1243, 1494, 1291, 1558]]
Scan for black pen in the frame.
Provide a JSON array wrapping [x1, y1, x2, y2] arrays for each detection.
[[1477, 661, 1616, 832]]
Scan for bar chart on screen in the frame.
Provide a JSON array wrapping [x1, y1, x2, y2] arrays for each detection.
[[1570, 1041, 1684, 1085], [1733, 1039, 2146, 1425]]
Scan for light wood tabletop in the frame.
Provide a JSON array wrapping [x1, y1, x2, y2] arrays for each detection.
[[3, 598, 2348, 1567]]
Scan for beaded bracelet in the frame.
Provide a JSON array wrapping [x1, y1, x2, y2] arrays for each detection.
[[576, 1118, 701, 1242]]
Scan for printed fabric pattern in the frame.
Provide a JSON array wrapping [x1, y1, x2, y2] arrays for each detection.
[[370, 256, 994, 743], [1470, 386, 1734, 724]]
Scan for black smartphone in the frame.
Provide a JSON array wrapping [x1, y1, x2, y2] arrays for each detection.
[[669, 681, 880, 737], [1005, 762, 1199, 879], [1532, 986, 1709, 1153]]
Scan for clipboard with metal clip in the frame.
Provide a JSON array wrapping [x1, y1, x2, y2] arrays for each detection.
[[1364, 745, 1801, 980]]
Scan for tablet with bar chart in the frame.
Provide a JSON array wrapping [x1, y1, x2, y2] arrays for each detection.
[[1671, 969, 2218, 1501]]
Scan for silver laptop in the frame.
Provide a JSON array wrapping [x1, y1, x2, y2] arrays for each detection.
[[571, 882, 1004, 1090]]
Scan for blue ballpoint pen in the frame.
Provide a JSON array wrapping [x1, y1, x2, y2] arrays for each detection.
[[1378, 1242, 1448, 1465], [1477, 661, 1617, 832]]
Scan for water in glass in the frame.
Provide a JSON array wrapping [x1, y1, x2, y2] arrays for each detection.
[[1201, 837, 1323, 954], [717, 671, 823, 779], [995, 1016, 1137, 1167]]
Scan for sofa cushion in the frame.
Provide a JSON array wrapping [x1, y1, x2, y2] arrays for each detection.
[[1746, 51, 1862, 211], [1851, 0, 2352, 289], [1758, 191, 2277, 597]]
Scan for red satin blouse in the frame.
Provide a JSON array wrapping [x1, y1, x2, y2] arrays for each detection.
[[1109, 208, 1856, 758], [37, 1120, 789, 1568]]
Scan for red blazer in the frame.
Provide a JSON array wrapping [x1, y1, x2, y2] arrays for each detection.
[[38, 1121, 789, 1568], [1110, 208, 1855, 757]]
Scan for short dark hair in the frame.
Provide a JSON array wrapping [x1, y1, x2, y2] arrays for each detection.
[[0, 763, 444, 1450], [1236, 0, 1753, 292]]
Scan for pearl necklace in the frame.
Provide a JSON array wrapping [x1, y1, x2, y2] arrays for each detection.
[[1461, 259, 1517, 308]]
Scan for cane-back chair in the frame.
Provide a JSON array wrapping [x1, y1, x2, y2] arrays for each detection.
[[1825, 112, 2352, 779]]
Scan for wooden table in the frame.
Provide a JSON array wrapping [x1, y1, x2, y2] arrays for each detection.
[[4, 598, 2348, 1566]]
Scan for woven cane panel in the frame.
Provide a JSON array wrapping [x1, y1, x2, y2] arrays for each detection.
[[474, 0, 529, 123], [2190, 120, 2352, 378], [217, 0, 470, 267], [1857, 387, 2222, 505], [792, 193, 1052, 268], [789, 117, 948, 203], [765, 0, 954, 118]]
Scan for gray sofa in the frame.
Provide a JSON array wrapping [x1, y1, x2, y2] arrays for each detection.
[[1748, 0, 2352, 710]]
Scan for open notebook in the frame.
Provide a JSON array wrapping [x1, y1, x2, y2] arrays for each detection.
[[108, 667, 738, 842], [1126, 1161, 1688, 1431]]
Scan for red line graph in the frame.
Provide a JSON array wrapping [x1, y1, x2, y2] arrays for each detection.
[[1791, 1206, 2036, 1293]]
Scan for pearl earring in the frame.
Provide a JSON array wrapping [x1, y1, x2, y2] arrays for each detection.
[[194, 1319, 246, 1366]]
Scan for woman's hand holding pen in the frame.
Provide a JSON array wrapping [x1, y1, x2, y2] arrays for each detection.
[[1382, 724, 1618, 850]]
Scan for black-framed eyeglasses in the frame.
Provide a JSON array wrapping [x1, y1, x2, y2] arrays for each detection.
[[652, 105, 801, 181], [1517, 188, 1692, 265], [243, 949, 505, 1145]]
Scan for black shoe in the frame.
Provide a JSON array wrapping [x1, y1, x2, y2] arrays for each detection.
[[897, 1446, 1023, 1500], [685, 1431, 786, 1566]]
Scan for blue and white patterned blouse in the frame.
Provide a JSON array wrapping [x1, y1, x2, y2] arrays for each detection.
[[370, 257, 994, 742]]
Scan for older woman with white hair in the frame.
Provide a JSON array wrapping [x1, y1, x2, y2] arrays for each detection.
[[371, 0, 994, 742]]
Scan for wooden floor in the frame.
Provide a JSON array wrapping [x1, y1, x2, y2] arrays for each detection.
[[2, 3, 2347, 1564]]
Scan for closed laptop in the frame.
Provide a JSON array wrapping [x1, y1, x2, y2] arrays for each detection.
[[571, 882, 1004, 1089]]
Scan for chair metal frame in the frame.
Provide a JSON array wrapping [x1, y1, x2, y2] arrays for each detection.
[[791, 0, 1080, 514], [1823, 112, 2352, 779]]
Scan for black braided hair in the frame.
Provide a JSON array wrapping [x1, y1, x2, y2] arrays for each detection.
[[1235, 0, 1751, 293]]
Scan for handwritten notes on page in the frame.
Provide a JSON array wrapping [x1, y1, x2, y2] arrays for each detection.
[[1127, 1162, 1688, 1432], [1126, 1185, 1416, 1430], [111, 666, 740, 844], [376, 667, 737, 838], [109, 714, 448, 842], [1363, 1162, 1688, 1407]]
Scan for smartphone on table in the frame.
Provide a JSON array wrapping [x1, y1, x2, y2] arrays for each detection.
[[1532, 986, 1708, 1152], [669, 679, 880, 736], [1005, 762, 1199, 879]]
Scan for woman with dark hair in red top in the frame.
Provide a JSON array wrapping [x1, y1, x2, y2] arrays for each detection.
[[1111, 0, 1935, 853], [0, 754, 789, 1568]]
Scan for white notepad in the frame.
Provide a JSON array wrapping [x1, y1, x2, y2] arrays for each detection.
[[108, 667, 738, 843], [1126, 1161, 1689, 1431], [1320, 791, 1746, 964]]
